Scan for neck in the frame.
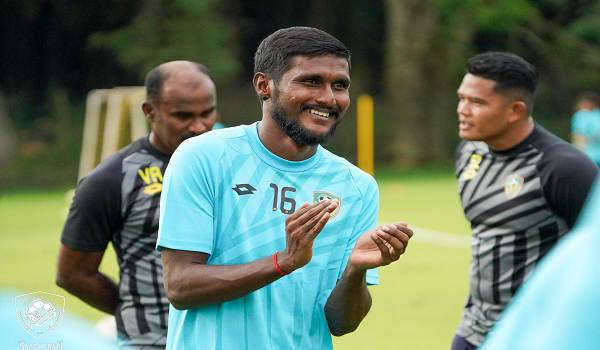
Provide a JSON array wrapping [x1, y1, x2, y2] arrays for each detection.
[[488, 117, 535, 151], [257, 116, 318, 162], [148, 131, 174, 155]]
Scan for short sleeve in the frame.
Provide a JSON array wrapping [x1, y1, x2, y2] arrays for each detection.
[[60, 156, 123, 251], [541, 146, 599, 228], [157, 133, 224, 254], [338, 171, 380, 285]]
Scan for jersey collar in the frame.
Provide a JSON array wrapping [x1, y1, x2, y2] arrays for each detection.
[[244, 122, 322, 172]]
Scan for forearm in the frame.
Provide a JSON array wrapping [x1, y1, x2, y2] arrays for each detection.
[[324, 264, 372, 336], [164, 254, 284, 310], [56, 271, 118, 315]]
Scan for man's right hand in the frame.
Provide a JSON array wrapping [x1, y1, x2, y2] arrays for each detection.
[[162, 199, 338, 309], [276, 199, 338, 273]]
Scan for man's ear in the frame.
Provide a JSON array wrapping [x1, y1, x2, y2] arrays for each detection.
[[507, 101, 527, 123], [253, 72, 271, 99], [142, 101, 156, 122]]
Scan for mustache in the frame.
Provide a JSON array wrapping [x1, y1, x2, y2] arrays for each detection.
[[300, 103, 341, 118]]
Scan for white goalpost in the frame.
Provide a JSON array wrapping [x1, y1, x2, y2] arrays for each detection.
[[78, 87, 148, 180]]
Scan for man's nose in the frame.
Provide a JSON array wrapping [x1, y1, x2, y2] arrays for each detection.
[[188, 116, 210, 134], [457, 100, 469, 116], [316, 85, 336, 106]]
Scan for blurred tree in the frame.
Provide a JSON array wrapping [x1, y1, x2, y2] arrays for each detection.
[[381, 0, 537, 166], [87, 0, 239, 84], [0, 91, 16, 191], [3, 0, 600, 187], [501, 0, 600, 138], [0, 0, 142, 125]]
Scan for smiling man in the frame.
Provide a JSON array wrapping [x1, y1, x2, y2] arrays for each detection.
[[452, 52, 599, 350], [157, 27, 413, 350], [57, 61, 217, 349]]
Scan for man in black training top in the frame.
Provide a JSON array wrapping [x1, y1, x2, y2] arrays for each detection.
[[56, 61, 218, 349], [451, 51, 598, 350]]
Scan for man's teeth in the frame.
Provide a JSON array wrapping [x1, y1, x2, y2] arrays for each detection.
[[310, 109, 330, 118]]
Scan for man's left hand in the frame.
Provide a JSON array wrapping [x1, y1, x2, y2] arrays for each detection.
[[348, 222, 413, 271]]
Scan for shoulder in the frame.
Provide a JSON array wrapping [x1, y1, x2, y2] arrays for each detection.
[[535, 127, 593, 166], [455, 140, 487, 173], [456, 140, 487, 154], [171, 129, 229, 163], [320, 148, 377, 190], [167, 126, 251, 177], [83, 136, 152, 184], [178, 125, 247, 155], [533, 126, 598, 179]]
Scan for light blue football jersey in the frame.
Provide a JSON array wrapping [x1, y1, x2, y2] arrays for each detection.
[[571, 108, 600, 165], [157, 122, 379, 350]]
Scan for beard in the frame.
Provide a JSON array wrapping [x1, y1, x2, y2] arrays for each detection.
[[269, 90, 342, 146]]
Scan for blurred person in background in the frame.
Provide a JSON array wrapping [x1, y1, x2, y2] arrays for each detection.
[[452, 51, 598, 350], [571, 91, 600, 166], [56, 60, 218, 350]]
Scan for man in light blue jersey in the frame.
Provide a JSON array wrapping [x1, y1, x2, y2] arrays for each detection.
[[157, 27, 413, 350]]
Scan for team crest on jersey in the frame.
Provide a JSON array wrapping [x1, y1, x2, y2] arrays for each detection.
[[313, 191, 341, 219], [505, 174, 524, 199], [461, 154, 482, 181]]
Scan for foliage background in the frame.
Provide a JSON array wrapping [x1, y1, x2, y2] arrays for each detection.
[[1, 2, 599, 348], [2, 0, 600, 190]]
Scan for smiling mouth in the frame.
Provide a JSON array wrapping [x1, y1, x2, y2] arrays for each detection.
[[310, 109, 330, 118]]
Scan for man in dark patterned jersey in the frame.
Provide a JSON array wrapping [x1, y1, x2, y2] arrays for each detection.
[[451, 51, 599, 350], [56, 61, 218, 349]]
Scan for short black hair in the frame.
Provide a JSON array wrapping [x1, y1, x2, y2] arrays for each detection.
[[576, 91, 600, 107], [466, 51, 538, 115], [145, 62, 212, 104], [253, 26, 351, 84]]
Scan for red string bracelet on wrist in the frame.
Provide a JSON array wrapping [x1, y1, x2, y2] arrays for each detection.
[[273, 251, 291, 276]]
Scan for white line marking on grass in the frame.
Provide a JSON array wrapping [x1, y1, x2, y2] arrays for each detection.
[[379, 223, 471, 248]]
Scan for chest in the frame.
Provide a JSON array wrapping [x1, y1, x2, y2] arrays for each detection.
[[457, 150, 547, 221]]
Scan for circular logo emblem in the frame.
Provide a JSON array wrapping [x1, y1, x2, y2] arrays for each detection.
[[16, 292, 64, 339]]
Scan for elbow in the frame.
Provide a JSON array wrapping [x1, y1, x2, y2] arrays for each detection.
[[329, 322, 360, 337], [55, 271, 76, 293], [166, 293, 188, 311], [164, 276, 194, 310]]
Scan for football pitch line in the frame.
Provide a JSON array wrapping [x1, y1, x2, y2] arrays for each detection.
[[379, 223, 471, 248]]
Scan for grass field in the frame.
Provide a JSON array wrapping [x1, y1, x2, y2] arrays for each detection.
[[0, 165, 472, 349]]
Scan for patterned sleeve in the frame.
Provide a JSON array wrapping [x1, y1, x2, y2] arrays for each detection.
[[157, 133, 224, 254], [60, 155, 123, 251], [540, 145, 599, 229]]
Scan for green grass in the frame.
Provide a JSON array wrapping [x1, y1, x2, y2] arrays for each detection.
[[0, 167, 472, 349], [332, 168, 472, 349], [0, 190, 119, 322]]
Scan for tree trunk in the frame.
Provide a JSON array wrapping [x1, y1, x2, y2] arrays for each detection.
[[382, 0, 474, 166]]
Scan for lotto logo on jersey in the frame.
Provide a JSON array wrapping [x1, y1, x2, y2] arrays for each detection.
[[461, 154, 482, 181], [313, 191, 341, 219], [138, 166, 163, 195], [505, 174, 524, 199]]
